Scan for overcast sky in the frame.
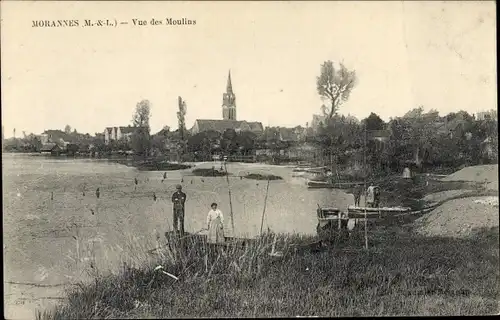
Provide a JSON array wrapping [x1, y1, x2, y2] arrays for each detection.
[[1, 1, 496, 137]]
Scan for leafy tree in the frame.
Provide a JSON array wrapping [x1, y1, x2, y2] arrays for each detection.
[[187, 130, 220, 160], [177, 97, 187, 141], [221, 129, 237, 154], [359, 113, 386, 171], [67, 143, 79, 156], [235, 131, 257, 155], [64, 125, 72, 134], [131, 100, 152, 156], [364, 112, 385, 131], [130, 126, 151, 156], [403, 106, 424, 119], [161, 125, 170, 134], [132, 100, 151, 129], [316, 60, 357, 119]]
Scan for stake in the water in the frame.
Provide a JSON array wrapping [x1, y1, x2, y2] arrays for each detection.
[[260, 178, 271, 236], [223, 161, 236, 236], [363, 125, 368, 250]]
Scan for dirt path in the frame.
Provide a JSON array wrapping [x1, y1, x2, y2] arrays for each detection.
[[414, 196, 499, 238], [415, 165, 499, 238]]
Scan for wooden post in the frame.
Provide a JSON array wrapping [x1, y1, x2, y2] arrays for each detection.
[[223, 161, 236, 237], [364, 126, 368, 250], [364, 187, 368, 250], [260, 178, 271, 236]]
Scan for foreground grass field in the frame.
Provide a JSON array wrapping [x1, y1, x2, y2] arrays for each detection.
[[38, 224, 499, 318]]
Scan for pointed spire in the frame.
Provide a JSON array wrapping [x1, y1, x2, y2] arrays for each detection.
[[226, 70, 233, 94]]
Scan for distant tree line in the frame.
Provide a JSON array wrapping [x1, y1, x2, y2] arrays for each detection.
[[5, 59, 497, 174]]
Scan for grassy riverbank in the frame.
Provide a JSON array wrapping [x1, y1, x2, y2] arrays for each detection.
[[38, 225, 499, 318], [337, 174, 490, 210], [33, 165, 500, 318]]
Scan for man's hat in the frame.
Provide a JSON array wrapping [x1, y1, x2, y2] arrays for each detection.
[[176, 184, 182, 189]]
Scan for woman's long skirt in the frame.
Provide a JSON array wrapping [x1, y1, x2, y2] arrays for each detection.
[[207, 216, 225, 244]]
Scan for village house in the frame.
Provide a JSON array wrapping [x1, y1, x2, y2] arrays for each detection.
[[253, 126, 306, 159], [40, 130, 70, 145], [190, 71, 264, 136], [368, 129, 391, 152], [310, 113, 359, 134], [191, 119, 264, 135], [481, 137, 497, 161], [285, 142, 321, 161], [276, 126, 307, 143], [40, 143, 62, 156], [476, 109, 498, 121], [310, 114, 327, 134], [103, 126, 137, 144]]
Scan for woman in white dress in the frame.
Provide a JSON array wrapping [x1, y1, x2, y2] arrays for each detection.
[[206, 202, 225, 244]]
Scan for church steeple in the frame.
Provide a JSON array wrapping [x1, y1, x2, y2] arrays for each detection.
[[226, 70, 233, 94], [222, 69, 236, 120]]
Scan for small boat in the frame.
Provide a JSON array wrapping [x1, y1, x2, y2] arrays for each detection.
[[347, 205, 412, 212], [307, 180, 334, 188], [346, 205, 411, 219], [292, 166, 310, 172], [163, 231, 252, 248], [316, 207, 349, 226], [316, 206, 350, 239], [293, 166, 328, 173]]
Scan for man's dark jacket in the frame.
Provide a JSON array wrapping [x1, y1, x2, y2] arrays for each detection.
[[172, 191, 187, 211]]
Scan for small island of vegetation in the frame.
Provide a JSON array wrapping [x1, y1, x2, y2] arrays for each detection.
[[191, 168, 229, 177], [134, 161, 192, 171], [244, 173, 283, 180]]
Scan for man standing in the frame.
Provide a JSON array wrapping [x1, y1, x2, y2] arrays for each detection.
[[171, 184, 187, 236], [373, 186, 381, 208], [353, 183, 362, 207]]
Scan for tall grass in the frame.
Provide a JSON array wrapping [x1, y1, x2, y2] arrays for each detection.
[[38, 224, 499, 318]]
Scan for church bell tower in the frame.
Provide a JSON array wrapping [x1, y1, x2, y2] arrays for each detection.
[[222, 70, 237, 120]]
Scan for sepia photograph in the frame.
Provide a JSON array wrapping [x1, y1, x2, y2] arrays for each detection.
[[2, 1, 498, 319]]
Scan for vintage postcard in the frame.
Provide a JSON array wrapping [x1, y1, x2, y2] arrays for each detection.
[[2, 1, 498, 319]]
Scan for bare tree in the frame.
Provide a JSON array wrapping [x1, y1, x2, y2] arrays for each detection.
[[317, 60, 357, 120], [132, 99, 152, 130], [64, 125, 72, 134]]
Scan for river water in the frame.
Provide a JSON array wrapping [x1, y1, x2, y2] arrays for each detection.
[[2, 154, 354, 319]]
